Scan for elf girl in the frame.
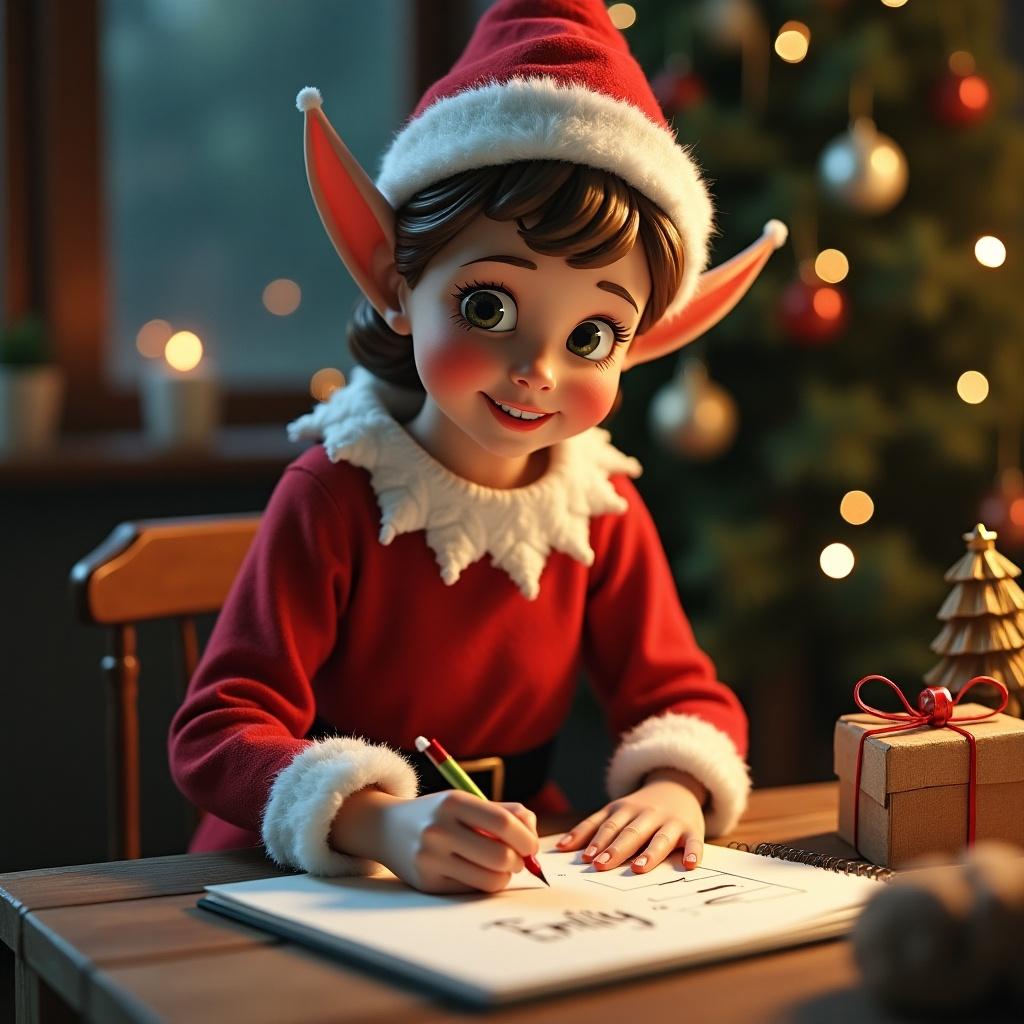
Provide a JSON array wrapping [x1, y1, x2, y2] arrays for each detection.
[[169, 0, 786, 894]]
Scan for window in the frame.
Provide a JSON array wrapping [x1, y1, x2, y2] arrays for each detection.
[[3, 0, 474, 431], [103, 0, 414, 390]]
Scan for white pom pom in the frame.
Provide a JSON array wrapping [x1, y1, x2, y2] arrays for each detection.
[[763, 219, 789, 249], [296, 87, 322, 112]]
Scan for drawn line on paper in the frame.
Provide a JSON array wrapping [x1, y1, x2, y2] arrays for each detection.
[[657, 872, 718, 887]]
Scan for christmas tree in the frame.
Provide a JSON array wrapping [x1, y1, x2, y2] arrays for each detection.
[[925, 523, 1024, 715], [616, 0, 1024, 780]]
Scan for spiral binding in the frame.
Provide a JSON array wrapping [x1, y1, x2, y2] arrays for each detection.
[[727, 841, 895, 882]]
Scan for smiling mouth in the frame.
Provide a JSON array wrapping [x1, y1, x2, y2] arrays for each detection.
[[482, 393, 555, 431]]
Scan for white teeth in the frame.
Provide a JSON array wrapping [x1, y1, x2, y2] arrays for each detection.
[[495, 399, 545, 420]]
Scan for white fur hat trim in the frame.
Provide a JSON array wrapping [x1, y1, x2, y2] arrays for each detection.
[[261, 737, 418, 875], [606, 712, 751, 837]]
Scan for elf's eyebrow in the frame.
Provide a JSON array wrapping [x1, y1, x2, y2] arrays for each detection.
[[596, 280, 639, 313], [461, 255, 639, 313], [461, 254, 537, 270]]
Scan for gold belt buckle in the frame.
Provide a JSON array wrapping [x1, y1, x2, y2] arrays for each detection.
[[458, 756, 505, 802]]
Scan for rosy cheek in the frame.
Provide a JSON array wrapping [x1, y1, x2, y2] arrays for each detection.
[[569, 375, 618, 423], [418, 333, 497, 395]]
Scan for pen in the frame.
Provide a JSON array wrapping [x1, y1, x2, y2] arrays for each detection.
[[414, 736, 549, 887]]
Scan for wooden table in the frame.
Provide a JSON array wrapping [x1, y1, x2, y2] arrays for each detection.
[[0, 784, 900, 1023]]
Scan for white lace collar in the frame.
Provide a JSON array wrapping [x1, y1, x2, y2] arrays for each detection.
[[287, 367, 642, 600]]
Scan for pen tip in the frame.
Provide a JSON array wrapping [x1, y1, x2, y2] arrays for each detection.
[[414, 735, 429, 753]]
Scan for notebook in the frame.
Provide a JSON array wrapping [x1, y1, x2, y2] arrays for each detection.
[[200, 834, 883, 1006]]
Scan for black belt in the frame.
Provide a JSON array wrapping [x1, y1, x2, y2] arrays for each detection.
[[305, 718, 555, 804], [402, 739, 555, 803]]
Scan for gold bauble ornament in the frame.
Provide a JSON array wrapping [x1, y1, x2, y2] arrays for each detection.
[[649, 359, 739, 460], [819, 117, 908, 215]]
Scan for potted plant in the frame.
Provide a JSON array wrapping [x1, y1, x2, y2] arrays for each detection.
[[0, 315, 65, 454]]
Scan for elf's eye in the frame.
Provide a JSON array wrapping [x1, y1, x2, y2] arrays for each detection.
[[461, 288, 517, 332], [566, 319, 619, 362]]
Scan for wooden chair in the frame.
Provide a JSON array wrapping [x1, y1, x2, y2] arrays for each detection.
[[70, 514, 261, 860]]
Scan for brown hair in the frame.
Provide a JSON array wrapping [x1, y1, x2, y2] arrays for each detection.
[[348, 160, 685, 389]]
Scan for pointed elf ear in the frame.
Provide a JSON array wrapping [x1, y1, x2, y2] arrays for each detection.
[[625, 220, 788, 369], [296, 87, 401, 323]]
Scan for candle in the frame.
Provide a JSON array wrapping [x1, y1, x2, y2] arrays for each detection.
[[141, 331, 221, 449]]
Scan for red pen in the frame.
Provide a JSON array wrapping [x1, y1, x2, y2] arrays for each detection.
[[414, 736, 549, 887]]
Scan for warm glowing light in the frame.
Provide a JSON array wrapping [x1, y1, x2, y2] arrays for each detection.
[[774, 22, 810, 63], [958, 75, 989, 111], [975, 236, 1006, 268], [880, 0, 908, 8], [957, 370, 989, 404], [164, 331, 203, 372], [263, 278, 302, 316], [948, 51, 976, 75], [840, 491, 875, 526], [310, 367, 346, 401], [869, 143, 901, 176], [815, 249, 849, 284], [820, 543, 855, 579], [607, 3, 636, 30], [812, 287, 843, 320], [1010, 497, 1024, 527], [136, 318, 173, 359]]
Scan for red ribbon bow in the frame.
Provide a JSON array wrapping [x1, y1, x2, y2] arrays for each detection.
[[851, 675, 1009, 851]]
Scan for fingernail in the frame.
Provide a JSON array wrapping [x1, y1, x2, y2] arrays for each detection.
[[557, 834, 572, 846], [596, 852, 611, 865], [584, 845, 597, 859], [634, 855, 648, 869], [685, 853, 698, 868]]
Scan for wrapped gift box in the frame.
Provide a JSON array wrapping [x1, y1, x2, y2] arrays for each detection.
[[834, 703, 1024, 868]]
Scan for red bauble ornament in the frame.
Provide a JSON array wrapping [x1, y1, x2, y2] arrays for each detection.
[[933, 70, 992, 126], [979, 478, 1024, 550], [779, 279, 847, 345], [652, 68, 707, 118]]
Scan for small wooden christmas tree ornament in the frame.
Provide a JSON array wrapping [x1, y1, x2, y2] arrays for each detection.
[[925, 524, 1024, 716]]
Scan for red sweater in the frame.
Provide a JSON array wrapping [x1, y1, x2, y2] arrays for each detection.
[[169, 443, 748, 870]]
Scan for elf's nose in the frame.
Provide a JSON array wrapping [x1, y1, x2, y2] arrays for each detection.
[[509, 343, 556, 392]]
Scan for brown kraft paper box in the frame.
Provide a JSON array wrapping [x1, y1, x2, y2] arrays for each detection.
[[834, 703, 1024, 868]]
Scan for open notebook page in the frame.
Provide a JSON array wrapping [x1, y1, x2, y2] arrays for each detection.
[[202, 835, 878, 1005]]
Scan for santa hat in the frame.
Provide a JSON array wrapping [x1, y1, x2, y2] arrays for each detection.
[[295, 0, 787, 365], [376, 0, 713, 318]]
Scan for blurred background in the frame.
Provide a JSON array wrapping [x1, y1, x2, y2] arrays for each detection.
[[2, 0, 1023, 871]]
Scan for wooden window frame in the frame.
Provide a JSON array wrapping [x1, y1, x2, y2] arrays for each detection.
[[3, 0, 472, 433]]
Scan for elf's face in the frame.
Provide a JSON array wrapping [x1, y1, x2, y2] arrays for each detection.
[[399, 215, 651, 485]]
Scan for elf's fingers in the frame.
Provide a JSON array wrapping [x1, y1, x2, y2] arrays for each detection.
[[631, 823, 686, 872], [593, 813, 666, 870], [682, 832, 704, 871], [582, 811, 639, 862], [501, 802, 538, 838], [555, 810, 610, 851]]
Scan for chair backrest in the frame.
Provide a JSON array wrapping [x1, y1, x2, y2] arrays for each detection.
[[70, 513, 260, 860]]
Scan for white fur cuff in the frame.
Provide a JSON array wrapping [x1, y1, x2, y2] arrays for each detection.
[[606, 713, 751, 837], [261, 737, 418, 875]]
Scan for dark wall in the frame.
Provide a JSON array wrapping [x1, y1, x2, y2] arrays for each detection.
[[1, 474, 277, 871]]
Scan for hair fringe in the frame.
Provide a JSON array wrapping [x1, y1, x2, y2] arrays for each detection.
[[349, 161, 685, 390]]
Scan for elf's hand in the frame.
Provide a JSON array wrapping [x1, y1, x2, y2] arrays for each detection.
[[555, 768, 707, 873], [378, 791, 539, 894]]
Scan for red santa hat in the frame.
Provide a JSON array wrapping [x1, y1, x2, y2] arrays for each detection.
[[375, 0, 713, 318]]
